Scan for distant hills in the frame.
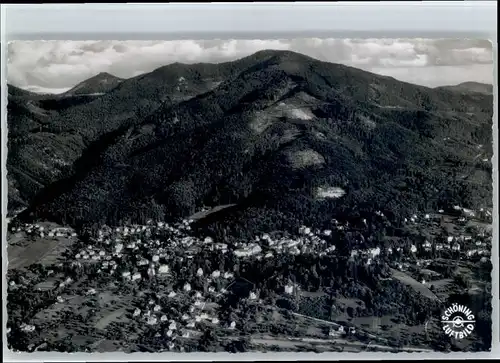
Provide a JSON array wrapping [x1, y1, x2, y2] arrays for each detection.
[[436, 82, 493, 96], [7, 50, 493, 239]]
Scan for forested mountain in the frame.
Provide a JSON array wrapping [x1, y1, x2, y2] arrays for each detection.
[[6, 52, 278, 215], [8, 50, 493, 239], [62, 72, 124, 96]]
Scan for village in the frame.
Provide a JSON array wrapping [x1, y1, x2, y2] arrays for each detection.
[[6, 204, 493, 352]]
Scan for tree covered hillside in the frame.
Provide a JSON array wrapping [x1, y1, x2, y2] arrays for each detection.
[[13, 50, 493, 239]]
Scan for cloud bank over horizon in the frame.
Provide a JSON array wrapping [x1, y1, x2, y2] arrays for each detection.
[[7, 38, 493, 94]]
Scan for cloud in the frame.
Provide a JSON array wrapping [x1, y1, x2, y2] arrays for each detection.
[[7, 38, 493, 93]]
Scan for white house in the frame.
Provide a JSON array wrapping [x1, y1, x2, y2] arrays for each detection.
[[369, 247, 381, 258], [250, 245, 262, 255], [115, 243, 124, 254], [463, 208, 476, 217], [200, 313, 209, 320], [86, 288, 97, 296], [329, 328, 341, 337], [183, 283, 192, 292], [234, 249, 250, 257], [158, 265, 170, 274], [146, 316, 157, 325], [132, 272, 142, 281], [467, 250, 476, 257], [21, 323, 36, 332], [137, 259, 149, 267]]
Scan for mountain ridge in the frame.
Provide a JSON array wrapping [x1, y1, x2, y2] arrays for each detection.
[[10, 50, 492, 240], [63, 71, 124, 96], [7, 51, 293, 214], [435, 81, 493, 95]]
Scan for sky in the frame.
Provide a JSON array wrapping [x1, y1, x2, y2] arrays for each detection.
[[7, 38, 494, 94]]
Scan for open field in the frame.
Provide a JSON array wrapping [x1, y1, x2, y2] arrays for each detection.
[[8, 238, 74, 269], [390, 268, 440, 301], [250, 334, 433, 353], [7, 222, 76, 269]]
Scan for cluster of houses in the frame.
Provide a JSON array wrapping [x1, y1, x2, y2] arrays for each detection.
[[9, 206, 492, 296], [7, 204, 492, 348], [232, 227, 336, 259], [402, 209, 492, 259], [127, 288, 240, 346], [10, 223, 77, 239]]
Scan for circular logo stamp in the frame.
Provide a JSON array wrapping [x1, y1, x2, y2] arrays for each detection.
[[441, 304, 475, 339]]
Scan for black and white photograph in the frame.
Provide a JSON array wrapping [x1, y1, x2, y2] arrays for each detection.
[[5, 38, 494, 354]]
